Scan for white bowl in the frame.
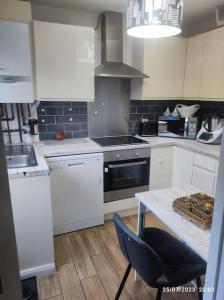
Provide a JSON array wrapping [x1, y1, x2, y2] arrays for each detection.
[[176, 104, 200, 118]]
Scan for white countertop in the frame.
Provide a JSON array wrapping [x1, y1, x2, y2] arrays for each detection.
[[140, 136, 221, 159], [10, 136, 219, 178], [8, 143, 49, 179], [39, 137, 152, 157], [136, 185, 210, 261], [39, 136, 221, 160]]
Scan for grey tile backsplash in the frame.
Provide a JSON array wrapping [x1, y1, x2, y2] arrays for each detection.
[[129, 99, 224, 134], [37, 99, 224, 140], [37, 101, 88, 140]]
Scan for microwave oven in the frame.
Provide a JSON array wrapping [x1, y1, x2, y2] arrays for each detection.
[[158, 116, 199, 139]]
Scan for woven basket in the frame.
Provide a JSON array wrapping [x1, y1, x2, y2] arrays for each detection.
[[172, 193, 214, 230]]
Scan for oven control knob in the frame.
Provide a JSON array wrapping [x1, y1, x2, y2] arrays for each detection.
[[116, 154, 120, 159], [136, 152, 139, 157]]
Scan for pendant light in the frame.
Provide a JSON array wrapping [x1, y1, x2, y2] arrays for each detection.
[[127, 0, 183, 38]]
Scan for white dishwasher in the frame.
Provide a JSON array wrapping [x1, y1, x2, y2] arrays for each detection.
[[47, 153, 104, 235]]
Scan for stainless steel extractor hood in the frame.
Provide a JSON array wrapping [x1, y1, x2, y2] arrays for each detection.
[[95, 11, 149, 79]]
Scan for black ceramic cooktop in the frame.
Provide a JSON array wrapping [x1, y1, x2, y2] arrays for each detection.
[[91, 136, 149, 147]]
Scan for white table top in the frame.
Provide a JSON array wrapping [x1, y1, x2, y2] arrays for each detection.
[[136, 185, 211, 261]]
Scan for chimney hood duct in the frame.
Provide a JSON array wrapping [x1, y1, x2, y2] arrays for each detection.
[[95, 12, 149, 79]]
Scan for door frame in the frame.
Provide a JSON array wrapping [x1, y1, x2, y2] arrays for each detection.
[[0, 123, 22, 300], [204, 134, 224, 300]]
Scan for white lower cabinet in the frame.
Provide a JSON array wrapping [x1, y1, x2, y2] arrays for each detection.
[[172, 147, 194, 186], [47, 153, 104, 235], [150, 147, 173, 190], [9, 175, 55, 279], [192, 166, 216, 196], [172, 148, 218, 196]]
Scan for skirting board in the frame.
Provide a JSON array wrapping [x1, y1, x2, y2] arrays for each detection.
[[104, 197, 138, 215], [53, 216, 104, 235], [20, 263, 56, 280], [105, 207, 138, 220]]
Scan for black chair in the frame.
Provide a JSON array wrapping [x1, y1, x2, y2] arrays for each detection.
[[113, 213, 206, 300]]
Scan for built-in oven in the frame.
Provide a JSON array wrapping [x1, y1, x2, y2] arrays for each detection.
[[104, 148, 150, 203]]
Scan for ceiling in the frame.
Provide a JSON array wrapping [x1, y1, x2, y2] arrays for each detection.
[[29, 0, 224, 35], [30, 0, 224, 18], [30, 0, 127, 13]]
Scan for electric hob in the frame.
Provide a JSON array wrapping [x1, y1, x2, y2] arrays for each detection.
[[91, 136, 149, 147]]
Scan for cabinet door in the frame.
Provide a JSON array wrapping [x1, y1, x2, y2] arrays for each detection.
[[0, 20, 32, 76], [9, 176, 54, 278], [172, 147, 194, 186], [150, 147, 173, 190], [183, 34, 204, 99], [132, 37, 187, 99], [200, 27, 224, 99], [34, 21, 94, 101], [192, 166, 215, 196]]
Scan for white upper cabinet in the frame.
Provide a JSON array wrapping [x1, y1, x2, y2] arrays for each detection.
[[200, 27, 224, 99], [0, 0, 32, 23], [131, 37, 187, 100], [33, 21, 95, 101], [183, 34, 205, 99], [183, 27, 224, 101]]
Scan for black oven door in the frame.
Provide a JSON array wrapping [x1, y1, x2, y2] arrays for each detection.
[[104, 157, 150, 202]]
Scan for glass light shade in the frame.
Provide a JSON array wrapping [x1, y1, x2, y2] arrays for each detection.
[[127, 0, 183, 39], [127, 24, 181, 38]]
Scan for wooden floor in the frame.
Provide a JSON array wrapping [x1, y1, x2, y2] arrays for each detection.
[[37, 213, 199, 300]]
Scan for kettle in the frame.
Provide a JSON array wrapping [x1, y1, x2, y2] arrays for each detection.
[[203, 117, 223, 132]]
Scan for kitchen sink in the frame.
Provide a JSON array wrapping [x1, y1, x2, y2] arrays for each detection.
[[5, 145, 37, 169]]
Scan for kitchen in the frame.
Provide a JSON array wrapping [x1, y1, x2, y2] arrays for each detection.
[[0, 0, 224, 299]]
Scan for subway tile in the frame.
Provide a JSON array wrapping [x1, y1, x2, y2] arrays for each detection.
[[39, 132, 56, 140], [64, 124, 80, 131], [38, 124, 48, 133], [64, 132, 73, 139], [137, 106, 149, 113], [37, 106, 46, 115], [55, 101, 72, 106], [130, 106, 137, 113], [47, 124, 64, 132], [142, 114, 155, 121], [80, 123, 88, 131], [80, 106, 88, 114], [38, 116, 55, 125], [64, 107, 79, 115], [73, 131, 88, 138], [72, 101, 87, 106], [130, 100, 142, 106], [46, 107, 57, 115], [56, 116, 73, 124], [56, 115, 87, 123], [39, 101, 55, 107]]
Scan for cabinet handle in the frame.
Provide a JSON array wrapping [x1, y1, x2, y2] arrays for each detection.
[[108, 161, 147, 169], [68, 162, 84, 167]]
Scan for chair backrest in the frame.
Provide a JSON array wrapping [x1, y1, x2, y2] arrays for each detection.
[[113, 213, 163, 285]]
